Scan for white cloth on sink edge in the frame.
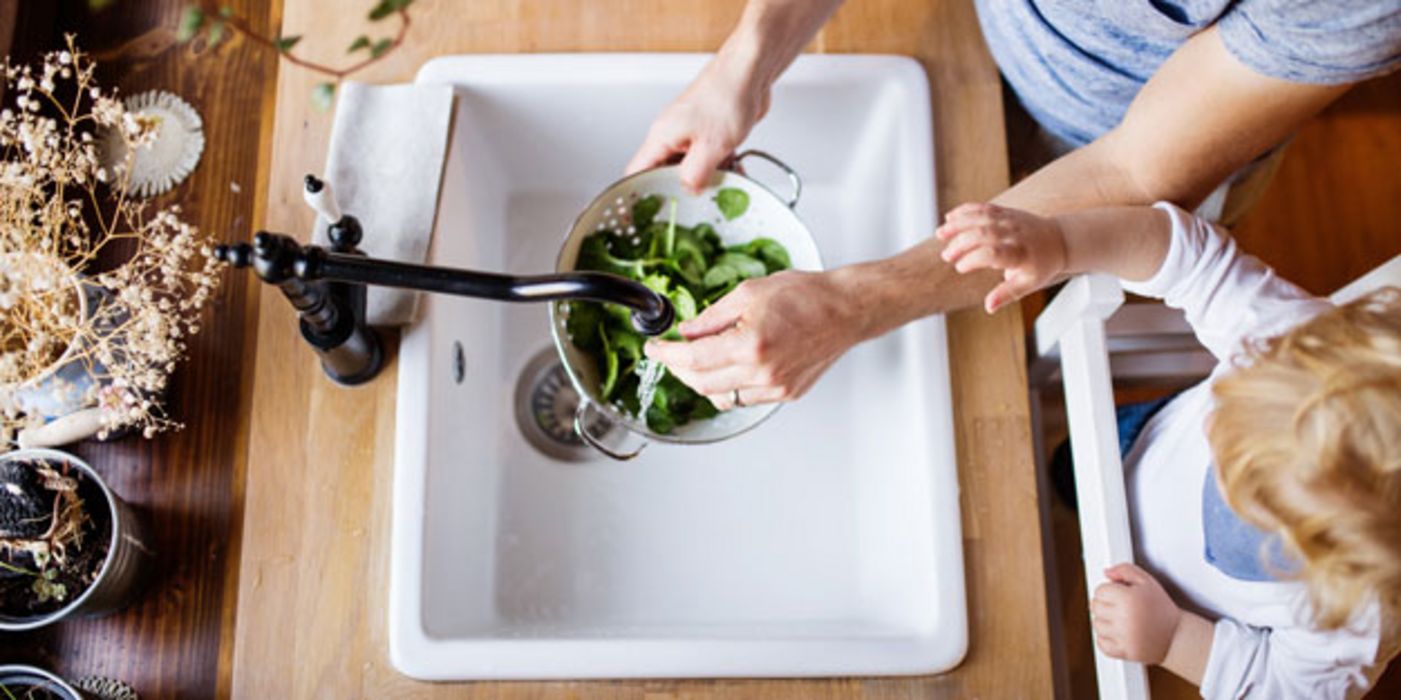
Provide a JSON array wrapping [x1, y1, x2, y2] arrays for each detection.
[[313, 80, 455, 326]]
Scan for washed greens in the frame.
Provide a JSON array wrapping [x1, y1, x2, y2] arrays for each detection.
[[713, 187, 750, 221], [565, 192, 792, 434]]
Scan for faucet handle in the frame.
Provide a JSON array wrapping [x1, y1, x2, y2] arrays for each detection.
[[213, 242, 253, 268], [303, 174, 342, 223], [214, 232, 313, 283], [303, 173, 363, 252]]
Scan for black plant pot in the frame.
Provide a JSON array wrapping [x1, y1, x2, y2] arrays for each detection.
[[0, 448, 152, 631]]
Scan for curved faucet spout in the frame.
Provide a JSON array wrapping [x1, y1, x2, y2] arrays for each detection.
[[216, 232, 676, 336]]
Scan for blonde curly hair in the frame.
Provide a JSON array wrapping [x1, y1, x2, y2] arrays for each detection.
[[1209, 286, 1401, 630]]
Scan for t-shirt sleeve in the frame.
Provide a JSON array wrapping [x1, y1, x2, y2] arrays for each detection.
[[1120, 203, 1330, 362], [1203, 612, 1383, 700], [1219, 0, 1401, 85]]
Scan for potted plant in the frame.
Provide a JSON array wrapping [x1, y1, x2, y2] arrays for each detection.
[[0, 448, 150, 630], [0, 665, 91, 699], [0, 37, 221, 447]]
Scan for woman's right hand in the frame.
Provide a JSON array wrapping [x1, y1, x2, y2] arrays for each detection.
[[625, 53, 770, 193]]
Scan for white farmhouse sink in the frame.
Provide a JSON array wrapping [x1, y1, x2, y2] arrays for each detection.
[[391, 54, 965, 680]]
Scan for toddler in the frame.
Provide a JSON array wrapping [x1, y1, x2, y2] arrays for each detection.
[[938, 201, 1401, 697]]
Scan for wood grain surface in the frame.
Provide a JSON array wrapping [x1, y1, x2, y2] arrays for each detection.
[[232, 0, 1052, 698], [0, 0, 276, 697]]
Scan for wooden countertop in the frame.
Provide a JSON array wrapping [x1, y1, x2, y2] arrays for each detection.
[[231, 1, 1053, 696], [0, 2, 274, 696]]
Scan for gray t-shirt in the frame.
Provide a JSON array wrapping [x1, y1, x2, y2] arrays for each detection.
[[975, 0, 1401, 147]]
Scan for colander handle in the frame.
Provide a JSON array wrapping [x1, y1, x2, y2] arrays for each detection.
[[574, 401, 647, 461], [731, 149, 801, 209]]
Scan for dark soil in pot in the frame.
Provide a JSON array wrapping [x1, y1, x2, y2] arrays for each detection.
[[0, 456, 111, 617], [0, 667, 83, 699]]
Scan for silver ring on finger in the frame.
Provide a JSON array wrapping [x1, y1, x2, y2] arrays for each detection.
[[732, 388, 745, 408]]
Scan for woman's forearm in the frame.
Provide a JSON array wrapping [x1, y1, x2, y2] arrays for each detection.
[[826, 199, 1172, 332], [993, 136, 1164, 216], [720, 0, 845, 94], [829, 237, 996, 341]]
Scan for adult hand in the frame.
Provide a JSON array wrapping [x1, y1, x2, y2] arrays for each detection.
[[643, 269, 867, 410], [1091, 563, 1183, 665], [936, 202, 1068, 314], [625, 56, 770, 193]]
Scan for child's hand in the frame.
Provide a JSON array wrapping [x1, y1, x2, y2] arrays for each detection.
[[1091, 563, 1182, 665], [935, 203, 1068, 313]]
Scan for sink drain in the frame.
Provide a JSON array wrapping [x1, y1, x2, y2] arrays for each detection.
[[514, 347, 598, 461]]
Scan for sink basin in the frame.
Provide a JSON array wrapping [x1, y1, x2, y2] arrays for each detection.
[[391, 54, 965, 680]]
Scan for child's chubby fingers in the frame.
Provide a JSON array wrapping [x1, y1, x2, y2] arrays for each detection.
[[934, 216, 989, 244], [1095, 632, 1127, 659], [943, 202, 1004, 225], [939, 226, 1003, 268], [936, 207, 1005, 242], [984, 273, 1036, 314], [1091, 614, 1119, 648], [1105, 562, 1151, 586], [1093, 580, 1129, 606], [1090, 595, 1117, 620], [952, 244, 1008, 274]]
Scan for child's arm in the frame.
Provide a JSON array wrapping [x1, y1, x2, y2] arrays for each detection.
[[1093, 563, 1386, 697], [1091, 563, 1212, 683], [935, 203, 1172, 313], [938, 201, 1329, 361]]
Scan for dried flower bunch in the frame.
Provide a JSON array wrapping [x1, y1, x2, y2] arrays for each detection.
[[0, 36, 221, 441]]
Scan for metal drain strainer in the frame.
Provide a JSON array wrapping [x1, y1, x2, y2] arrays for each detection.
[[514, 347, 603, 461]]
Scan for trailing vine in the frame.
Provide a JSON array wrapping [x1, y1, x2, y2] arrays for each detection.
[[174, 0, 417, 109]]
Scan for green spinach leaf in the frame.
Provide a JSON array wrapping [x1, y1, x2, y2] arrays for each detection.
[[734, 237, 791, 273], [714, 187, 749, 221], [632, 194, 663, 229], [714, 252, 767, 280]]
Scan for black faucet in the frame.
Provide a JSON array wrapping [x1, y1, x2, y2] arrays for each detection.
[[215, 175, 675, 386]]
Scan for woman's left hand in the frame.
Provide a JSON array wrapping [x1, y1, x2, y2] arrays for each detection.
[[1091, 562, 1183, 664]]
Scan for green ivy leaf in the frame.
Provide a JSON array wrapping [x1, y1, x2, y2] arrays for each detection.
[[207, 19, 227, 46], [311, 82, 336, 112], [176, 5, 205, 42], [370, 38, 395, 58], [369, 0, 415, 21], [713, 187, 749, 220], [347, 35, 371, 53], [276, 35, 304, 52], [367, 0, 395, 20]]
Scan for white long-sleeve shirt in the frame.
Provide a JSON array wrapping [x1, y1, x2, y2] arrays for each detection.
[[1118, 202, 1398, 699]]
